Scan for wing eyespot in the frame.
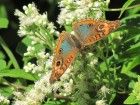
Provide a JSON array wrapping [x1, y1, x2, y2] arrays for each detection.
[[98, 24, 105, 30], [59, 48, 63, 54], [88, 23, 93, 28], [56, 60, 61, 66]]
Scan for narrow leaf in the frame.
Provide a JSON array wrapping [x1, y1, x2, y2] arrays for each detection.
[[0, 59, 6, 70], [0, 18, 9, 28], [119, 0, 135, 18], [121, 56, 140, 73], [124, 95, 138, 104]]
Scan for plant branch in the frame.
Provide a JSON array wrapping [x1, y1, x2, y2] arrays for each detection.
[[54, 93, 71, 100], [104, 4, 140, 11]]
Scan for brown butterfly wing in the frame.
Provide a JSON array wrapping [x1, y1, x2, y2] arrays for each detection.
[[72, 19, 96, 43], [49, 31, 79, 84], [73, 19, 121, 46], [84, 20, 121, 45]]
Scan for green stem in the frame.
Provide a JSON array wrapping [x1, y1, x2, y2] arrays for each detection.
[[104, 4, 140, 11], [99, 42, 111, 80], [0, 36, 20, 69]]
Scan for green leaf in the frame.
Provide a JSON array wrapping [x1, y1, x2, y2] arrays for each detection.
[[16, 37, 32, 56], [121, 14, 140, 21], [0, 69, 38, 81], [16, 37, 45, 56], [121, 42, 140, 59], [0, 86, 14, 98], [0, 5, 7, 18], [0, 51, 6, 59], [64, 25, 72, 33], [128, 80, 135, 89], [0, 18, 9, 28], [119, 0, 135, 18], [123, 71, 137, 78], [124, 94, 138, 104], [126, 1, 140, 15], [44, 101, 56, 105], [109, 93, 116, 105], [0, 59, 6, 70], [121, 56, 140, 74]]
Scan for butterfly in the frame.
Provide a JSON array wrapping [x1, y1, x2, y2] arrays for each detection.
[[49, 19, 121, 84]]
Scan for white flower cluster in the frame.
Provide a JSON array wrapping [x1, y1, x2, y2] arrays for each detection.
[[96, 99, 107, 105], [99, 85, 110, 98], [13, 73, 52, 105], [23, 50, 53, 76], [58, 0, 109, 25], [60, 79, 74, 96], [24, 46, 35, 56], [13, 69, 74, 105], [0, 94, 10, 105], [14, 3, 48, 36], [14, 2, 59, 45]]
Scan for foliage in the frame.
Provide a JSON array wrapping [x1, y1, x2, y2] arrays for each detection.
[[0, 0, 140, 105]]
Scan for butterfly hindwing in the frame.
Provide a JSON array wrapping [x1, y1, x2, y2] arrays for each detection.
[[49, 31, 79, 84], [84, 20, 121, 45]]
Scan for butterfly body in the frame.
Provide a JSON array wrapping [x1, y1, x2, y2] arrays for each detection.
[[49, 19, 121, 84]]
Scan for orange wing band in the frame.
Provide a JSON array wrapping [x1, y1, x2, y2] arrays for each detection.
[[95, 34, 101, 40], [65, 60, 70, 67], [73, 20, 96, 27], [69, 55, 73, 61], [89, 37, 95, 42]]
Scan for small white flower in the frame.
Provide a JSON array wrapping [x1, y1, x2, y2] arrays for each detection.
[[14, 9, 25, 18], [94, 1, 99, 7], [99, 85, 110, 98], [59, 1, 66, 7], [71, 31, 74, 35], [96, 100, 106, 105], [61, 79, 73, 95], [87, 53, 93, 57], [24, 46, 35, 56], [52, 82, 61, 92], [68, 0, 74, 3], [0, 94, 10, 105], [95, 10, 103, 20], [23, 5, 27, 11], [90, 59, 98, 65], [117, 36, 123, 40], [88, 2, 93, 7], [13, 92, 24, 100], [37, 51, 46, 59], [23, 62, 35, 72], [60, 68, 71, 81]]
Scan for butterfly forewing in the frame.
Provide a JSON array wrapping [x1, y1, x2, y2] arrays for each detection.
[[72, 19, 96, 42]]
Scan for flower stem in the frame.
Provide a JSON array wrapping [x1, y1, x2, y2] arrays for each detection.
[[104, 4, 140, 11]]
